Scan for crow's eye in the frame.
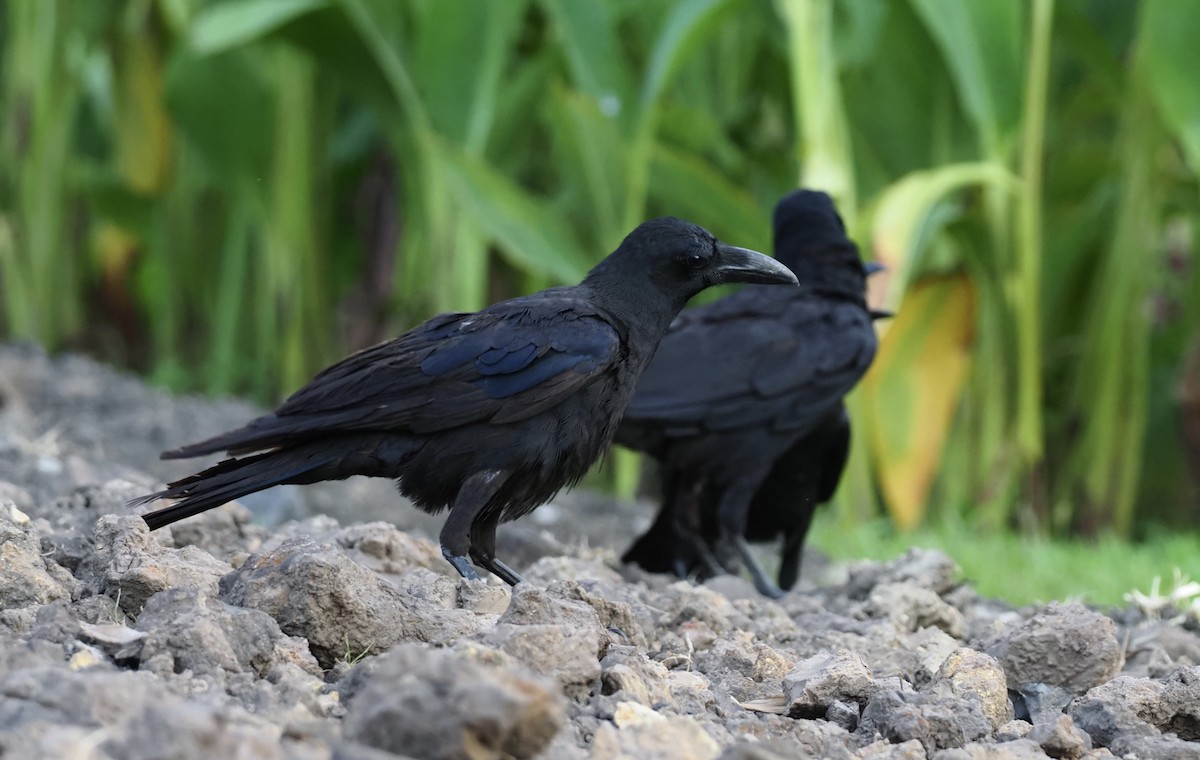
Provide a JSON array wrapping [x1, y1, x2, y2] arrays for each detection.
[[685, 253, 707, 271]]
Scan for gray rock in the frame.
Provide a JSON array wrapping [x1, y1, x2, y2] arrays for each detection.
[[79, 515, 231, 616], [930, 739, 1050, 759], [341, 643, 565, 760], [1014, 683, 1077, 724], [996, 720, 1034, 741], [477, 584, 607, 696], [857, 738, 928, 759], [134, 586, 320, 680], [867, 582, 966, 638], [0, 665, 285, 759], [825, 699, 860, 731], [601, 646, 673, 707], [110, 701, 287, 760], [1161, 666, 1200, 740], [1069, 676, 1161, 747], [1067, 668, 1200, 747], [333, 521, 455, 580], [783, 649, 874, 718], [1030, 714, 1091, 759], [715, 743, 790, 760], [0, 517, 77, 608], [456, 577, 512, 615], [0, 721, 121, 760], [928, 648, 1013, 731], [219, 537, 483, 667], [911, 627, 964, 686], [332, 742, 421, 760], [858, 688, 991, 753], [665, 669, 717, 716], [1106, 732, 1200, 759], [478, 621, 604, 697], [656, 582, 753, 636], [521, 553, 625, 587], [842, 548, 961, 599], [551, 579, 650, 649], [986, 604, 1122, 695], [589, 705, 720, 760], [694, 634, 793, 703]]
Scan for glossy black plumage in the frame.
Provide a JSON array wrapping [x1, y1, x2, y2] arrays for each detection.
[[616, 191, 882, 596], [130, 217, 797, 584]]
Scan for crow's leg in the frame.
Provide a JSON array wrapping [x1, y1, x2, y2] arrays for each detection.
[[777, 500, 819, 591], [715, 479, 783, 598], [440, 469, 507, 582], [667, 475, 725, 580], [469, 508, 525, 586]]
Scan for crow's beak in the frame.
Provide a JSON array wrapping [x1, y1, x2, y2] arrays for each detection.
[[713, 244, 798, 286], [869, 308, 894, 320], [864, 261, 887, 275]]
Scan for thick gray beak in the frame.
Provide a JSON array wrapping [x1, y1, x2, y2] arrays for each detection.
[[713, 243, 798, 286], [864, 261, 887, 275]]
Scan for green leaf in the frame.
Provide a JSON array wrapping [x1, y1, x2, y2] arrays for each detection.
[[640, 0, 736, 110], [164, 47, 274, 184], [433, 139, 592, 284], [648, 143, 769, 252], [544, 85, 628, 245], [540, 0, 635, 123], [624, 0, 737, 227], [908, 0, 1024, 156], [190, 0, 327, 54], [1140, 0, 1200, 174], [412, 0, 526, 150]]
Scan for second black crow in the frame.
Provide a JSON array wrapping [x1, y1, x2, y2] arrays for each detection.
[[616, 191, 884, 597]]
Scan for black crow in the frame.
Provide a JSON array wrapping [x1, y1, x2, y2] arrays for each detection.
[[615, 191, 884, 597], [130, 218, 797, 585]]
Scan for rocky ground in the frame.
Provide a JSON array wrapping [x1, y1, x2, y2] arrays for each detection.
[[1, 341, 1198, 760]]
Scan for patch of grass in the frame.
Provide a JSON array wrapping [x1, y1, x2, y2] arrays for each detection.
[[809, 516, 1200, 608], [340, 636, 375, 667]]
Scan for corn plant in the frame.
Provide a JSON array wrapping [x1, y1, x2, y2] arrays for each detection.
[[0, 0, 1197, 538]]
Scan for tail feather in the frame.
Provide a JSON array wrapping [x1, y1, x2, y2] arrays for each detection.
[[131, 447, 340, 530]]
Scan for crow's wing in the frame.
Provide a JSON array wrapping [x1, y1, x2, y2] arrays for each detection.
[[623, 290, 874, 437], [165, 295, 621, 458]]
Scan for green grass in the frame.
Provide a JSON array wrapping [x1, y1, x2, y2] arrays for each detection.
[[809, 515, 1200, 608]]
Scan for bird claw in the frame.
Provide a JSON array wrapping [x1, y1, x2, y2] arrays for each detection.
[[478, 556, 525, 586], [730, 534, 784, 598], [442, 548, 481, 581]]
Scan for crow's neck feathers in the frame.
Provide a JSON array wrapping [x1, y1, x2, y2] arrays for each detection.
[[778, 239, 869, 305], [581, 265, 683, 354]]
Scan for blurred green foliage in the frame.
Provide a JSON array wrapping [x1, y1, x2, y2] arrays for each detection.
[[1, 0, 1198, 539]]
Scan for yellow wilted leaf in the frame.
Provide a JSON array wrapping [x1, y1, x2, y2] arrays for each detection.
[[863, 273, 975, 531], [867, 162, 1014, 310]]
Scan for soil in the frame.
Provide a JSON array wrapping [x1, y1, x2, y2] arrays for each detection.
[[1, 342, 1198, 760]]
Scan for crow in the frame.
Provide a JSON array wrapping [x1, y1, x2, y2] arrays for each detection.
[[130, 217, 797, 585], [615, 190, 885, 597]]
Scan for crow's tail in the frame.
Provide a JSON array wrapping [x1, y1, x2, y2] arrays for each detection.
[[129, 442, 365, 530]]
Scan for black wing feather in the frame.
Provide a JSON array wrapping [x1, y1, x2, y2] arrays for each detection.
[[164, 296, 620, 459]]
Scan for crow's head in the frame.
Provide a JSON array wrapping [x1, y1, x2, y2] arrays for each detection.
[[591, 217, 796, 309]]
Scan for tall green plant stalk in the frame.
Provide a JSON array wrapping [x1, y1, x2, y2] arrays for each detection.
[[1, 0, 81, 344], [1014, 0, 1053, 499], [267, 48, 329, 394], [775, 0, 857, 218], [1065, 65, 1159, 536]]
